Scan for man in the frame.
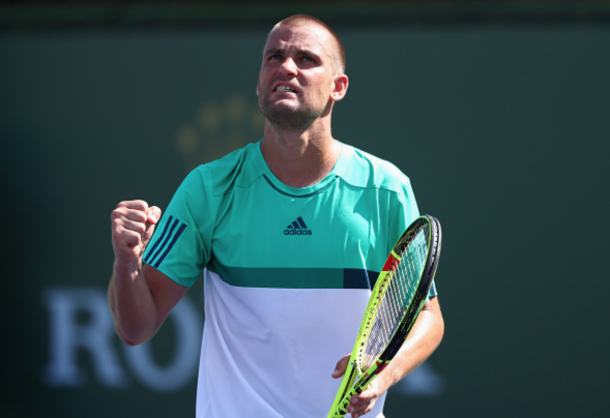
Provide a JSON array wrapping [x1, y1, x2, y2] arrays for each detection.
[[109, 14, 444, 418]]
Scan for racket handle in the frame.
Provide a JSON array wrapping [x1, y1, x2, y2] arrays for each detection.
[[327, 365, 385, 418], [326, 364, 357, 418]]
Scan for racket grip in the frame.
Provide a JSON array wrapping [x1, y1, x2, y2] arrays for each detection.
[[328, 366, 384, 418], [326, 364, 357, 418], [328, 382, 370, 418]]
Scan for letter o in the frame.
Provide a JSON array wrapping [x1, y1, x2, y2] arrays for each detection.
[[122, 296, 203, 392]]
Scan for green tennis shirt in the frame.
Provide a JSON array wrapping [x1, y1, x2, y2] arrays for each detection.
[[143, 141, 436, 418]]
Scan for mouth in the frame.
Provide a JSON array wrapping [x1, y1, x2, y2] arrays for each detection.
[[274, 85, 298, 93]]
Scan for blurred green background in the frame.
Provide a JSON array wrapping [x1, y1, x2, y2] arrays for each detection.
[[1, 1, 609, 417]]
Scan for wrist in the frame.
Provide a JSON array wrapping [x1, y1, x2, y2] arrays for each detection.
[[113, 258, 142, 280], [377, 364, 401, 395]]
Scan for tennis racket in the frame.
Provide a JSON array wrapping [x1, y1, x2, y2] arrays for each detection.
[[326, 215, 442, 418]]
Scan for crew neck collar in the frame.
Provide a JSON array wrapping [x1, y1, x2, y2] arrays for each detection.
[[254, 141, 348, 198]]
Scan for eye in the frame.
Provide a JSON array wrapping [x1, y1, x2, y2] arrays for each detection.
[[269, 54, 282, 61], [301, 56, 315, 63]]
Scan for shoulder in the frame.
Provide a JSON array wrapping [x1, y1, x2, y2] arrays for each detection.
[[337, 144, 412, 194], [186, 142, 264, 196]]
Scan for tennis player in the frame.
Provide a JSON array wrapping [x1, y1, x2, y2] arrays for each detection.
[[109, 14, 444, 418]]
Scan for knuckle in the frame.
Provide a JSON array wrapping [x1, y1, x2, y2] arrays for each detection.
[[111, 208, 123, 220], [111, 222, 125, 235], [111, 220, 125, 233], [133, 199, 149, 210], [135, 223, 146, 235], [117, 199, 148, 210], [124, 232, 141, 245]]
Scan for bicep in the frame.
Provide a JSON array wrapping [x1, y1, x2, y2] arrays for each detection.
[[404, 296, 444, 349], [422, 296, 441, 315], [143, 263, 190, 326], [418, 296, 444, 333]]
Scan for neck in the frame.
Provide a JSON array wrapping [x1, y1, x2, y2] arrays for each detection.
[[261, 119, 342, 188]]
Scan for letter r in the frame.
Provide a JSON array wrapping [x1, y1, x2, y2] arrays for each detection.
[[41, 287, 128, 387]]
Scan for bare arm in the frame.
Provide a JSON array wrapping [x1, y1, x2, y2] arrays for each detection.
[[332, 296, 445, 418], [108, 200, 189, 346]]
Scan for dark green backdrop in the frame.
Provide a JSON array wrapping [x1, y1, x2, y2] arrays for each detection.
[[1, 20, 609, 418]]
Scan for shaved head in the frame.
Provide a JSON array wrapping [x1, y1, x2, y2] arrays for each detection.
[[268, 14, 346, 74]]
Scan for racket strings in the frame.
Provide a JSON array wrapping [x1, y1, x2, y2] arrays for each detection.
[[361, 226, 429, 370]]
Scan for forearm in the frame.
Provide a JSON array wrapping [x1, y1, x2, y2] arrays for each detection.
[[108, 260, 160, 346], [376, 297, 445, 394]]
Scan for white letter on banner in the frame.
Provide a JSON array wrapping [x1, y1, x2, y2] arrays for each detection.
[[41, 287, 128, 387], [122, 296, 202, 392]]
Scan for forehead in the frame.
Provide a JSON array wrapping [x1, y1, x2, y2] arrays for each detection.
[[263, 24, 332, 58]]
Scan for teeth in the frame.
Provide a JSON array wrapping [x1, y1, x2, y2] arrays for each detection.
[[277, 86, 295, 92]]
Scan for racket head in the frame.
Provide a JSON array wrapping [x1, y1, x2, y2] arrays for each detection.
[[353, 215, 442, 374]]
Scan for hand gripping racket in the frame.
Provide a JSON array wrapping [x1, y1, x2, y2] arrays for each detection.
[[326, 215, 442, 418]]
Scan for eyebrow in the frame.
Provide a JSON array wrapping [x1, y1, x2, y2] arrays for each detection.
[[264, 47, 284, 57], [264, 47, 322, 60]]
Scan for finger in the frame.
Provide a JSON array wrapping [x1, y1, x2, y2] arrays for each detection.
[[348, 384, 377, 418], [115, 228, 143, 248], [114, 218, 147, 236], [352, 385, 374, 403], [114, 201, 150, 223], [111, 228, 143, 263], [349, 401, 375, 418], [112, 216, 143, 243], [111, 202, 149, 256], [112, 210, 148, 230], [348, 399, 376, 418], [147, 206, 162, 224], [116, 199, 149, 212], [141, 218, 158, 249], [141, 206, 162, 247], [332, 354, 351, 378]]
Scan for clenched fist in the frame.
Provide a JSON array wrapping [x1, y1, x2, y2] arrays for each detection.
[[111, 200, 162, 267]]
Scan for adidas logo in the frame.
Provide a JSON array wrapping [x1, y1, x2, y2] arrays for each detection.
[[284, 216, 313, 236]]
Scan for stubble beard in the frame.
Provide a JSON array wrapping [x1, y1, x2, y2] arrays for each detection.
[[258, 96, 323, 131]]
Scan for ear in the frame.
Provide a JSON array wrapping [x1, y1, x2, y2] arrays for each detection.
[[330, 74, 349, 102]]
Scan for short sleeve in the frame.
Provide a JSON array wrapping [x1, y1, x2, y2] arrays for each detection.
[[143, 167, 215, 287], [388, 175, 420, 245]]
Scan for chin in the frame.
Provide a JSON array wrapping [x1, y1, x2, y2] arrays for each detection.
[[261, 102, 297, 118]]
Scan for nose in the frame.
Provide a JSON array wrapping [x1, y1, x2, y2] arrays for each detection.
[[279, 57, 298, 76]]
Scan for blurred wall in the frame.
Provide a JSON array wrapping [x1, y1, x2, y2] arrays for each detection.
[[1, 5, 609, 418]]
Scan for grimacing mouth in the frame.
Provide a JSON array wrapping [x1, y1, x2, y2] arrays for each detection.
[[275, 85, 297, 93]]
